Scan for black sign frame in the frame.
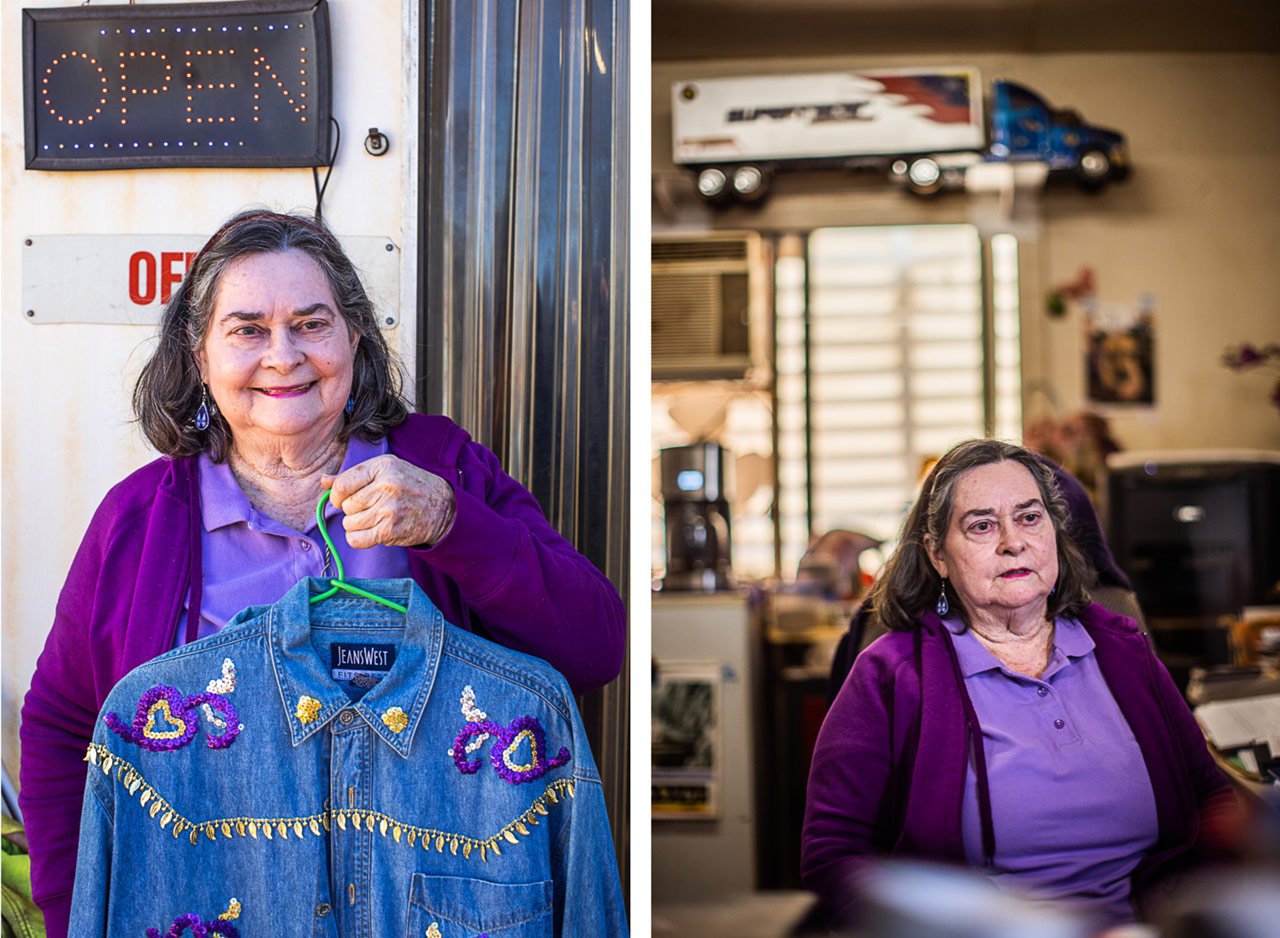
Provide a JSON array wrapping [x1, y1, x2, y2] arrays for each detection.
[[24, 0, 332, 171]]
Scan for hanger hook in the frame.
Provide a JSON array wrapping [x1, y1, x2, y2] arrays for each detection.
[[314, 489, 346, 582], [309, 490, 408, 614]]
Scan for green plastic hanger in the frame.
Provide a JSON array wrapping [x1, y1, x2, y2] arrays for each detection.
[[308, 489, 409, 614]]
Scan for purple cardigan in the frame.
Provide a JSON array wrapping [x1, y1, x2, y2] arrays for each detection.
[[801, 604, 1235, 925], [19, 413, 625, 936]]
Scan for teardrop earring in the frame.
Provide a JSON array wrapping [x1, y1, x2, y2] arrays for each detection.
[[195, 385, 212, 431], [345, 393, 355, 416], [936, 580, 950, 617]]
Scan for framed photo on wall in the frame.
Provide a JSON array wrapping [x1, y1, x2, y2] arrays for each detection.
[[1085, 294, 1157, 408]]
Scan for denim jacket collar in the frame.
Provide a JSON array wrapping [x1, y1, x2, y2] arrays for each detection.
[[263, 578, 445, 758]]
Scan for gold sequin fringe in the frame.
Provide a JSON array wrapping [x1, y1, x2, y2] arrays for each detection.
[[85, 743, 575, 861]]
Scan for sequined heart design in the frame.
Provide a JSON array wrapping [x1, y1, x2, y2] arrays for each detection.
[[105, 685, 241, 753], [107, 686, 199, 751], [500, 727, 541, 773], [490, 716, 569, 783], [450, 711, 569, 784], [143, 699, 190, 740]]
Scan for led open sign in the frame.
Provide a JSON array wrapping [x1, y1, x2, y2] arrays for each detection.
[[23, 0, 331, 170]]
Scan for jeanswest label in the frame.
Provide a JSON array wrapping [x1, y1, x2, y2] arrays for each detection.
[[330, 643, 397, 682]]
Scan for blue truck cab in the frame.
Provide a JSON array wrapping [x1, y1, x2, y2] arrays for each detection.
[[988, 79, 1129, 189]]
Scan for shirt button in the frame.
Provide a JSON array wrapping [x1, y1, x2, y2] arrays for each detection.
[[316, 902, 331, 916], [339, 710, 355, 725], [1037, 687, 1048, 698], [1054, 718, 1065, 729], [301, 540, 312, 551]]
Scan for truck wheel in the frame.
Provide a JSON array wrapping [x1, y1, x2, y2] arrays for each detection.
[[904, 158, 943, 197], [1075, 149, 1112, 191], [696, 167, 729, 201], [730, 164, 770, 202]]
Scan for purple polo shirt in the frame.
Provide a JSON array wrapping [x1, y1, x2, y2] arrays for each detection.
[[181, 435, 412, 643], [947, 615, 1159, 927]]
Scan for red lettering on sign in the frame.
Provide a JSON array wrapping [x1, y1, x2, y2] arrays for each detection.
[[129, 250, 191, 306], [160, 252, 185, 304], [128, 251, 156, 305]]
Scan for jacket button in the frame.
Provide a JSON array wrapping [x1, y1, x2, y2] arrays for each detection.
[[339, 710, 355, 725], [1053, 718, 1065, 729], [317, 903, 331, 916]]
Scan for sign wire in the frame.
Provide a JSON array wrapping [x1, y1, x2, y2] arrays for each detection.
[[313, 117, 342, 221]]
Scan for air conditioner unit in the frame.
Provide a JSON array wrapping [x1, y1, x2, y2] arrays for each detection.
[[652, 232, 769, 381]]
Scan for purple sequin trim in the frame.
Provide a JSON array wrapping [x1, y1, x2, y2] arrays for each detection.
[[450, 715, 569, 785], [450, 724, 489, 775], [145, 914, 239, 938], [105, 685, 241, 753]]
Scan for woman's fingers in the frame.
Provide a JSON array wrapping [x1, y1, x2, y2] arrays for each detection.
[[340, 505, 397, 549], [325, 455, 455, 548], [323, 458, 384, 511]]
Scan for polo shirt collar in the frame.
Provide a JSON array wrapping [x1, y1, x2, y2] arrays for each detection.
[[266, 577, 445, 758], [198, 453, 252, 532], [198, 435, 388, 533], [942, 617, 997, 677], [1051, 614, 1095, 659], [943, 614, 1094, 678]]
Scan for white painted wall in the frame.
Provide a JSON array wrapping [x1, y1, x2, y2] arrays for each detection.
[[1, 0, 420, 787]]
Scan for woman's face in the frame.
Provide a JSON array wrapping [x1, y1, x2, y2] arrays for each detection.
[[197, 250, 357, 452], [926, 460, 1060, 624]]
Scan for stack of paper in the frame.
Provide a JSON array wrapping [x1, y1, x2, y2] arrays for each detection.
[[1194, 694, 1280, 749]]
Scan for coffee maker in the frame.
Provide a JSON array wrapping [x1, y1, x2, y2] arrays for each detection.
[[659, 443, 733, 592]]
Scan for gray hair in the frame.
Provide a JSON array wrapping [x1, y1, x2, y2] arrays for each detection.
[[867, 439, 1092, 632], [133, 210, 408, 461]]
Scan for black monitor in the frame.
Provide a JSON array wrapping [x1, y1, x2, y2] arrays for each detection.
[[1105, 451, 1280, 620], [1104, 451, 1280, 687]]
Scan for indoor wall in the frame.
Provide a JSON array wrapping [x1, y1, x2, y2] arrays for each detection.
[[653, 51, 1280, 455]]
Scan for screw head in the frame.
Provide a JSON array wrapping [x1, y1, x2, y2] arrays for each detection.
[[384, 243, 394, 252], [384, 317, 394, 326], [26, 310, 36, 318], [24, 239, 33, 246]]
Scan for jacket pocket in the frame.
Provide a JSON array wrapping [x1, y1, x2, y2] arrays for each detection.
[[406, 873, 553, 937]]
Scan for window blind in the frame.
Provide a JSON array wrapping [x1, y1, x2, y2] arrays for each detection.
[[777, 225, 1021, 574]]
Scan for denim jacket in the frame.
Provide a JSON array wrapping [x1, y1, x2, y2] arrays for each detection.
[[68, 579, 627, 937]]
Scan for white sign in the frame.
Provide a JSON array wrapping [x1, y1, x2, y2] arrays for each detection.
[[672, 68, 985, 165], [21, 234, 402, 327]]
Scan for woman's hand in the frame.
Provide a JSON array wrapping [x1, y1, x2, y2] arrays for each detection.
[[322, 455, 456, 549]]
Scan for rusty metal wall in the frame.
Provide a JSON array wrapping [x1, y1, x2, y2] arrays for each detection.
[[417, 0, 630, 886]]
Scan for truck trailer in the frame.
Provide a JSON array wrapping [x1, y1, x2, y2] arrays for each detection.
[[672, 67, 1129, 202]]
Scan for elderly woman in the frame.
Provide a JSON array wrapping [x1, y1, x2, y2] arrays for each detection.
[[802, 439, 1236, 931], [19, 209, 625, 935], [825, 456, 1147, 702]]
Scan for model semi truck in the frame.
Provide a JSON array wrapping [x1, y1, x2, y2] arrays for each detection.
[[672, 67, 1129, 202]]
